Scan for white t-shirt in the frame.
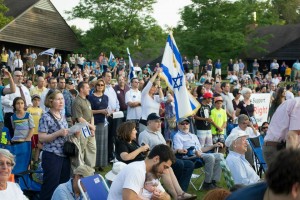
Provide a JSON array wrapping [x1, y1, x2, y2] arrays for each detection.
[[0, 182, 28, 200], [286, 90, 294, 100], [125, 89, 142, 120], [141, 82, 163, 120], [108, 161, 164, 200]]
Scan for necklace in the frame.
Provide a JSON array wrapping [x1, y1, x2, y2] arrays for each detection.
[[50, 111, 61, 120]]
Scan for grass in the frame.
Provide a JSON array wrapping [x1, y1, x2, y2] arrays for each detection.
[[97, 163, 228, 199]]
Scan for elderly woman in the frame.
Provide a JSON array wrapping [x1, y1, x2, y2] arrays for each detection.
[[88, 79, 109, 171], [236, 88, 254, 119], [139, 68, 164, 132], [38, 90, 72, 200], [0, 149, 27, 199], [225, 129, 260, 185], [115, 121, 149, 164]]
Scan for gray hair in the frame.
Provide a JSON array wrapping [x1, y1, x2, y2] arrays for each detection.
[[240, 87, 252, 96], [0, 149, 15, 167], [238, 114, 249, 125]]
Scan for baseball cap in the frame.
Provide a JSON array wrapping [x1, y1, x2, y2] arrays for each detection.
[[147, 113, 161, 121], [178, 118, 190, 124], [203, 92, 213, 99], [225, 129, 249, 147], [204, 80, 211, 85], [31, 94, 40, 100], [73, 165, 95, 177], [105, 162, 127, 181], [214, 96, 223, 103], [66, 78, 73, 85]]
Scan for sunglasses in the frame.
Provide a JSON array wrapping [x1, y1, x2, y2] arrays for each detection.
[[262, 126, 268, 129], [96, 84, 104, 86]]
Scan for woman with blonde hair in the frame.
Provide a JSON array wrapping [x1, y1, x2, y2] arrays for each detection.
[[38, 90, 72, 200]]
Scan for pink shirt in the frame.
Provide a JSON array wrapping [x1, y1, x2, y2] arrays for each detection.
[[265, 98, 300, 142]]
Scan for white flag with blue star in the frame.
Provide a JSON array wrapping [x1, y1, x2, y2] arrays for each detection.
[[160, 34, 200, 119], [127, 48, 136, 82]]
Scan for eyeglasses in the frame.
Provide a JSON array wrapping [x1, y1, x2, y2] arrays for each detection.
[[180, 122, 189, 125], [96, 84, 104, 86], [0, 161, 14, 168]]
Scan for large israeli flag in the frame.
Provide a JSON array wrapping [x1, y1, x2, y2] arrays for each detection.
[[38, 48, 55, 56], [127, 48, 136, 82], [160, 34, 200, 119]]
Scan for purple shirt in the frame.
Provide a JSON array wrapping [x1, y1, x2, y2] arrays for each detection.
[[114, 85, 130, 111], [265, 97, 300, 142]]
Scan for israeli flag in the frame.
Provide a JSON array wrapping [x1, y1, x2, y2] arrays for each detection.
[[127, 48, 136, 82], [8, 50, 14, 60], [160, 34, 200, 120], [109, 51, 115, 63], [38, 48, 55, 56]]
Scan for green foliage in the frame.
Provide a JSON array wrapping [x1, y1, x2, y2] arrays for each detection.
[[175, 0, 282, 63], [272, 0, 300, 24], [68, 0, 166, 60], [0, 0, 12, 29]]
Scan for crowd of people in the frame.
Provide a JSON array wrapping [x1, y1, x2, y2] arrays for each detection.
[[0, 49, 299, 200]]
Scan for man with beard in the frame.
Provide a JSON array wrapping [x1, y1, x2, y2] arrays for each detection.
[[108, 144, 175, 200]]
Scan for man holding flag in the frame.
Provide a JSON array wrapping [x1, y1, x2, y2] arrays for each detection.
[[160, 33, 200, 120]]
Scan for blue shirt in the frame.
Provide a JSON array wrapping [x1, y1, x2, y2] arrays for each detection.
[[215, 62, 222, 69], [88, 94, 109, 124], [51, 179, 85, 200], [226, 151, 260, 185], [226, 182, 267, 200]]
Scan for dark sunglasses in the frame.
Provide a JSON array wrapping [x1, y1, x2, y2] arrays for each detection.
[[262, 126, 268, 129], [96, 84, 104, 86]]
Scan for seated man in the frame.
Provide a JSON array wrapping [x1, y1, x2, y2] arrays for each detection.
[[138, 113, 196, 199], [227, 148, 300, 200], [108, 144, 174, 200], [173, 117, 224, 191], [225, 129, 260, 185], [51, 165, 95, 200]]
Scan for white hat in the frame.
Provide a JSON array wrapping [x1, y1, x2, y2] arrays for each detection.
[[105, 162, 127, 181], [225, 129, 249, 147]]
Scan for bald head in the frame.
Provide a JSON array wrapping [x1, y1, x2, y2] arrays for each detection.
[[37, 77, 45, 88]]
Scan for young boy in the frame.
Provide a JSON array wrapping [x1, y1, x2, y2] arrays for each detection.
[[27, 94, 43, 162], [210, 96, 227, 145], [285, 65, 291, 82], [186, 69, 195, 83]]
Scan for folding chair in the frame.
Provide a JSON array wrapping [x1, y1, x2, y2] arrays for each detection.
[[248, 135, 267, 177], [176, 146, 206, 191], [78, 174, 110, 200]]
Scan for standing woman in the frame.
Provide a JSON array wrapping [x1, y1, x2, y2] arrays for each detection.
[[236, 88, 254, 118], [88, 79, 109, 171], [139, 68, 164, 132], [268, 87, 286, 121], [232, 89, 241, 111], [38, 90, 71, 200]]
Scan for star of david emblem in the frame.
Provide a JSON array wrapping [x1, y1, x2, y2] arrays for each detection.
[[172, 73, 183, 91]]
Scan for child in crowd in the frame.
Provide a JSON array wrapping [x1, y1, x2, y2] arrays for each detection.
[[140, 172, 162, 200], [210, 96, 227, 146], [11, 97, 34, 142], [285, 65, 291, 82], [27, 94, 43, 162]]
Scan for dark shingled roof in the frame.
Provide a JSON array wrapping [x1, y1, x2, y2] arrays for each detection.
[[4, 0, 39, 18], [246, 24, 300, 60]]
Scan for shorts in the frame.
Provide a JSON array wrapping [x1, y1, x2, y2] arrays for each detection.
[[31, 134, 39, 148], [212, 134, 225, 144], [197, 130, 213, 147], [193, 66, 199, 73]]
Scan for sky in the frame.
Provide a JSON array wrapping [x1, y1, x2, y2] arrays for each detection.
[[51, 0, 192, 31]]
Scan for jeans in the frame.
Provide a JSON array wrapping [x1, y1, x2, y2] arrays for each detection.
[[172, 158, 194, 191]]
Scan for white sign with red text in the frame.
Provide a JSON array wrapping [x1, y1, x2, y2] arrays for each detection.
[[250, 93, 271, 126]]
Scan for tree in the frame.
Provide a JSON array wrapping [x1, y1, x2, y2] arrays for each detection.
[[68, 0, 166, 61], [175, 0, 282, 62], [0, 0, 13, 29], [272, 0, 300, 24]]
